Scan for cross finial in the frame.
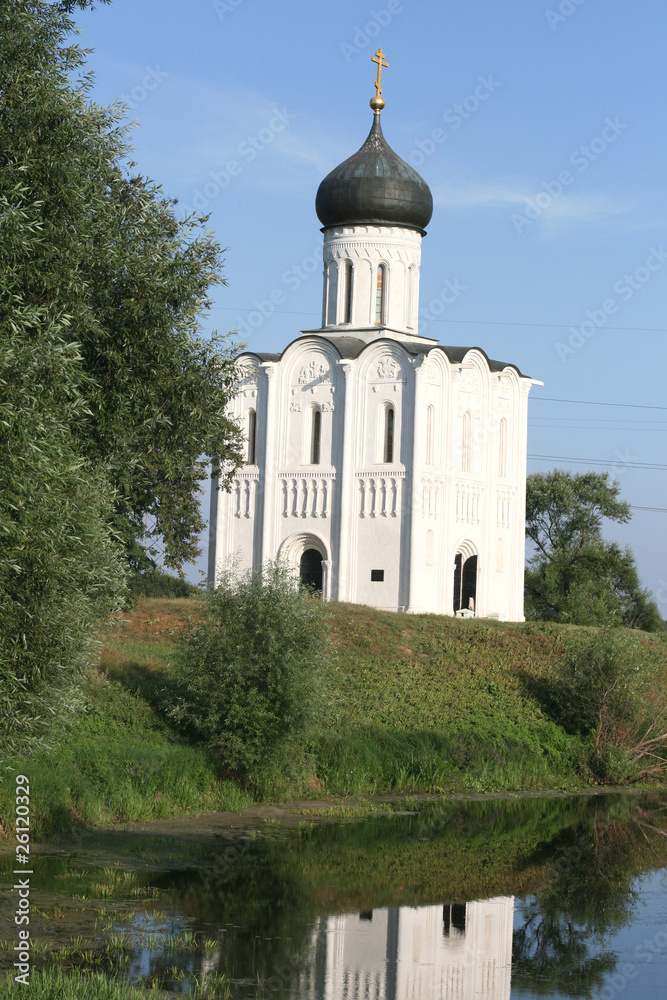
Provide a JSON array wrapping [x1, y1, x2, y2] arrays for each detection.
[[370, 48, 388, 111], [372, 47, 389, 95]]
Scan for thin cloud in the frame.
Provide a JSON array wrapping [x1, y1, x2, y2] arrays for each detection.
[[432, 180, 632, 234]]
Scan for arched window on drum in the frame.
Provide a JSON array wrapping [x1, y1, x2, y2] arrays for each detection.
[[343, 260, 353, 324], [375, 265, 386, 325]]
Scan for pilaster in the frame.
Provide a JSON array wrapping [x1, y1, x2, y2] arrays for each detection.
[[260, 361, 278, 563], [406, 355, 428, 611], [336, 360, 357, 601]]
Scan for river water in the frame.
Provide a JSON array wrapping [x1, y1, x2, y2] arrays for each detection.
[[1, 792, 666, 998]]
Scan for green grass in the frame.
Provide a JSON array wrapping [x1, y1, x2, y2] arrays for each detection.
[[291, 604, 667, 797], [0, 969, 153, 1000], [0, 968, 231, 999], [2, 597, 666, 842], [0, 637, 251, 840]]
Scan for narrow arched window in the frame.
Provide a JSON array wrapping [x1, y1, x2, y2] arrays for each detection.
[[462, 411, 472, 472], [406, 265, 415, 329], [499, 417, 507, 478], [322, 263, 330, 326], [247, 408, 256, 465], [344, 260, 353, 324], [311, 408, 321, 465], [384, 405, 394, 464], [426, 405, 435, 465], [375, 265, 385, 325]]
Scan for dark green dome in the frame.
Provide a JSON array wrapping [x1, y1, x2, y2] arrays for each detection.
[[316, 112, 433, 233]]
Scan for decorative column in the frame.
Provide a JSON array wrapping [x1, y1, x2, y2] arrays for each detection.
[[321, 559, 333, 602], [335, 360, 356, 601], [260, 361, 278, 564]]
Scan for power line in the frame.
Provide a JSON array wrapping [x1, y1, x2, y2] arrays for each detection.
[[209, 305, 667, 334], [630, 505, 667, 513], [533, 396, 667, 412], [531, 416, 667, 424], [530, 425, 667, 432], [528, 454, 667, 471]]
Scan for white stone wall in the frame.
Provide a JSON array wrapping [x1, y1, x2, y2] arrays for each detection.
[[210, 337, 537, 622]]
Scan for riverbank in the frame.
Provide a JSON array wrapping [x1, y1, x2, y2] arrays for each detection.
[[1, 597, 665, 842]]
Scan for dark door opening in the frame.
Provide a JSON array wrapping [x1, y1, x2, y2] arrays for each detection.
[[453, 553, 462, 613], [462, 555, 477, 612], [453, 553, 477, 613], [299, 548, 323, 592]]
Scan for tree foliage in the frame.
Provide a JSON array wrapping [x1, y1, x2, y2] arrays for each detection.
[[1, 0, 243, 571], [525, 470, 662, 631], [0, 0, 243, 747], [0, 303, 127, 750]]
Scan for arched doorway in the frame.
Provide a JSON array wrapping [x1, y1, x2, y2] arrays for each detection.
[[453, 546, 478, 614], [299, 548, 323, 592], [279, 532, 330, 600]]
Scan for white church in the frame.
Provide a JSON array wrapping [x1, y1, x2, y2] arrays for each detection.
[[209, 52, 541, 621]]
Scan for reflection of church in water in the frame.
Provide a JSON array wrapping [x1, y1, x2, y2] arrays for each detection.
[[209, 51, 540, 621], [298, 898, 514, 1000]]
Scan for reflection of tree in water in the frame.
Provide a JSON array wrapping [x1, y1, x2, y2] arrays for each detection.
[[512, 800, 667, 997], [161, 833, 319, 998], [125, 795, 666, 998]]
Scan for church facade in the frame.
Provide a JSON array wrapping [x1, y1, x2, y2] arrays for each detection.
[[209, 55, 540, 621]]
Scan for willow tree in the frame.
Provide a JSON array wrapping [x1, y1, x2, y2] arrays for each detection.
[[1, 0, 242, 745]]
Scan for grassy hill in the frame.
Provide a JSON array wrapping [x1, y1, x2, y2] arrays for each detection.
[[2, 598, 666, 841]]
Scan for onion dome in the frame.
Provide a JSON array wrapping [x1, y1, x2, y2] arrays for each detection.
[[316, 110, 433, 234]]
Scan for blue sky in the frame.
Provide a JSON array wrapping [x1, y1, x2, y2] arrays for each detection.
[[73, 0, 666, 604]]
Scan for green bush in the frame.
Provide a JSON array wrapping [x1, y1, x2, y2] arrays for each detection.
[[171, 560, 330, 781], [547, 629, 641, 738], [545, 628, 666, 782]]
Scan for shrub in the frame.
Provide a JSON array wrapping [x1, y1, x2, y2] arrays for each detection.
[[547, 628, 667, 782], [171, 559, 330, 781], [547, 629, 641, 738]]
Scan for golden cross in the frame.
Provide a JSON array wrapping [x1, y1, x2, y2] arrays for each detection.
[[371, 48, 389, 96]]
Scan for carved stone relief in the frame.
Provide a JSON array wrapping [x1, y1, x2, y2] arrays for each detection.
[[298, 360, 331, 385], [376, 358, 400, 380]]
